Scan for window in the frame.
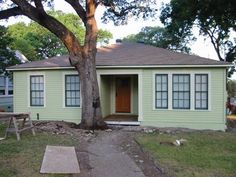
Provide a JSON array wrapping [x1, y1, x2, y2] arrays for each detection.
[[0, 76, 5, 95], [30, 75, 44, 106], [155, 74, 168, 109], [172, 74, 190, 109], [195, 74, 208, 109], [65, 75, 80, 107], [8, 79, 13, 95], [0, 76, 13, 96]]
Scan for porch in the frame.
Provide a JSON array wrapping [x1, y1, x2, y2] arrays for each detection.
[[98, 71, 143, 125]]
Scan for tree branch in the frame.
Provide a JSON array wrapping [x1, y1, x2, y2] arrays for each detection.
[[0, 7, 23, 19], [33, 0, 45, 12], [11, 0, 82, 54], [65, 0, 86, 24]]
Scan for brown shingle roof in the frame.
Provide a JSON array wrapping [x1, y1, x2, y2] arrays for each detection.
[[8, 42, 230, 70]]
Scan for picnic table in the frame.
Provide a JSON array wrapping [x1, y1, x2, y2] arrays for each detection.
[[0, 112, 35, 141]]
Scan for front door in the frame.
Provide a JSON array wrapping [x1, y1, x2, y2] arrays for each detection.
[[115, 77, 131, 113]]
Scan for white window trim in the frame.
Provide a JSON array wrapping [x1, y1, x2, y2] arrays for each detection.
[[28, 72, 46, 108], [153, 71, 211, 111], [62, 71, 81, 108], [154, 74, 169, 109]]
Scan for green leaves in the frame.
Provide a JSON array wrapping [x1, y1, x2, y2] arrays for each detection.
[[0, 25, 19, 76], [160, 0, 236, 62], [7, 10, 113, 60]]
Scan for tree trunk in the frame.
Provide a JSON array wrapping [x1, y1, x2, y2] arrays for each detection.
[[73, 52, 107, 130]]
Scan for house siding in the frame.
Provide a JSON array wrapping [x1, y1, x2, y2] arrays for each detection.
[[13, 67, 227, 130], [141, 68, 226, 130], [14, 70, 81, 123], [100, 76, 111, 117]]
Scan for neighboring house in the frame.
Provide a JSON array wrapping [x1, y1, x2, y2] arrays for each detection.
[[0, 76, 13, 112], [8, 42, 231, 130]]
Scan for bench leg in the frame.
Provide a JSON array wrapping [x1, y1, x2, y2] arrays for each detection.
[[12, 117, 20, 141], [4, 118, 13, 139], [28, 115, 35, 136]]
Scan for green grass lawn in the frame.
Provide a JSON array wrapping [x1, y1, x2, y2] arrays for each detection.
[[136, 131, 236, 177], [0, 123, 77, 177]]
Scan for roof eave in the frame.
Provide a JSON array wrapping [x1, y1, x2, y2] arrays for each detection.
[[7, 64, 232, 71]]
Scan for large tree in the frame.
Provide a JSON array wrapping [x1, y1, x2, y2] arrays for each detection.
[[0, 0, 156, 129], [123, 26, 192, 53], [7, 11, 113, 60], [160, 0, 236, 75]]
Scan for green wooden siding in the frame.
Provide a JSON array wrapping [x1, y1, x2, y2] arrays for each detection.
[[141, 68, 226, 130], [14, 70, 81, 123], [100, 76, 111, 117], [13, 67, 227, 130]]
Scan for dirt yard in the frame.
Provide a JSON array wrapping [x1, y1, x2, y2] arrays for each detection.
[[34, 121, 167, 177]]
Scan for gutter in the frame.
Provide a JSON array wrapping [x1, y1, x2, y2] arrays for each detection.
[[7, 64, 232, 71]]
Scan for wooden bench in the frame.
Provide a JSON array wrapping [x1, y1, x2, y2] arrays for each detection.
[[0, 112, 35, 141]]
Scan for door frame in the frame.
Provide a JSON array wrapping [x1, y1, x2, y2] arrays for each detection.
[[115, 76, 132, 113], [112, 76, 134, 114]]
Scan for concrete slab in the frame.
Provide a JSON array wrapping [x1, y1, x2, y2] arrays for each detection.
[[40, 145, 80, 174]]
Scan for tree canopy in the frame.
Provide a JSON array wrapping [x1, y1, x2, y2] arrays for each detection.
[[7, 10, 113, 60], [160, 0, 236, 72], [123, 26, 192, 53], [0, 25, 19, 76]]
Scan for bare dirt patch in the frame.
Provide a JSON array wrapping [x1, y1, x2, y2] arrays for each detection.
[[34, 121, 168, 177]]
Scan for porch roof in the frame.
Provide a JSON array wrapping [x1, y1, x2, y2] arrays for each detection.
[[8, 42, 231, 71]]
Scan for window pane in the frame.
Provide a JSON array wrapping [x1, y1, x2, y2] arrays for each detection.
[[202, 75, 207, 83], [156, 92, 161, 99], [162, 100, 167, 107], [179, 84, 184, 91], [202, 92, 207, 99], [196, 83, 201, 91], [156, 76, 161, 83], [184, 100, 189, 108], [173, 83, 178, 91], [202, 100, 207, 108], [201, 84, 207, 91], [156, 100, 161, 107], [163, 92, 167, 99], [179, 76, 184, 82], [173, 100, 178, 108]]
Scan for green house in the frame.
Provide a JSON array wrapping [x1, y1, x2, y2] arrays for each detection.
[[8, 42, 231, 130]]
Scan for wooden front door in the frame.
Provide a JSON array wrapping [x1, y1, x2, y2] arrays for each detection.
[[116, 77, 131, 113]]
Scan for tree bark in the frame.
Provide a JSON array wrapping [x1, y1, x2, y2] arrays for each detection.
[[72, 51, 107, 129]]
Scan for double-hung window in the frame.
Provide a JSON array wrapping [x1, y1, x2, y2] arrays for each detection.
[[173, 74, 190, 109], [195, 74, 208, 109], [155, 74, 168, 109], [65, 75, 80, 107], [30, 75, 44, 106]]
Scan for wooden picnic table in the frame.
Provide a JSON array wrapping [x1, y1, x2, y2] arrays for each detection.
[[0, 112, 35, 141]]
